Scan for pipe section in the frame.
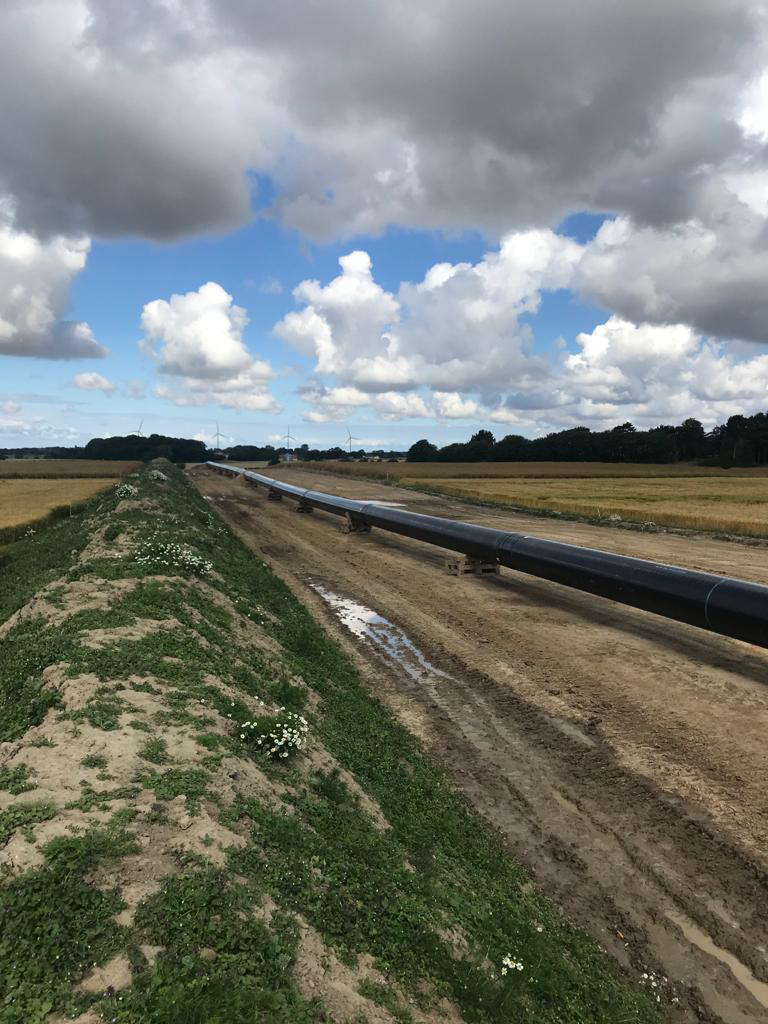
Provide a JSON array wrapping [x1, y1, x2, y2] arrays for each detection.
[[206, 462, 768, 649]]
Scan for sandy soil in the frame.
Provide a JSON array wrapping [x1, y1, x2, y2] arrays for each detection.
[[191, 464, 768, 1024]]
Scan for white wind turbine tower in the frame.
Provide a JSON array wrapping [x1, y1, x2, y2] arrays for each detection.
[[282, 426, 298, 450], [130, 420, 145, 437], [213, 422, 225, 450], [345, 428, 361, 454]]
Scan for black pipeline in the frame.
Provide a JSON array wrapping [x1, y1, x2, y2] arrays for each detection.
[[206, 463, 768, 650]]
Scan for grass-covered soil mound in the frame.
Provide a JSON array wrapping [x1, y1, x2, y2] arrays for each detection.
[[0, 461, 664, 1024]]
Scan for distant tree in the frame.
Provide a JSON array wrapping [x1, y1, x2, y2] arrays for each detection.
[[676, 418, 706, 461], [464, 430, 496, 461], [407, 439, 438, 462], [492, 434, 531, 461], [83, 434, 207, 463]]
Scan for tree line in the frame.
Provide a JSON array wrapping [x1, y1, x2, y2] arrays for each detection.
[[0, 436, 403, 464], [3, 411, 767, 466], [406, 413, 768, 466]]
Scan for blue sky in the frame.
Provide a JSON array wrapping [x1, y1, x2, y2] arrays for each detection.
[[2, 213, 610, 450], [2, 2, 767, 451]]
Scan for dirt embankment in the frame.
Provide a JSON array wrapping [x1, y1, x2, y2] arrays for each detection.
[[192, 463, 768, 1024]]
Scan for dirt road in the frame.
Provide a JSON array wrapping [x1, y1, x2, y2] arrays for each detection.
[[191, 465, 768, 1024]]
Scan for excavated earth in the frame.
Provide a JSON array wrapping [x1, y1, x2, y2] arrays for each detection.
[[190, 464, 768, 1024]]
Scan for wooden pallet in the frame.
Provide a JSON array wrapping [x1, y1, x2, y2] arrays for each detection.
[[445, 555, 500, 576], [342, 512, 371, 534]]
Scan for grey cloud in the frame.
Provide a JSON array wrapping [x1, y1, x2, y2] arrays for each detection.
[[575, 193, 768, 344], [3, 0, 768, 361], [0, 320, 107, 360], [0, 2, 253, 241], [0, 0, 764, 245]]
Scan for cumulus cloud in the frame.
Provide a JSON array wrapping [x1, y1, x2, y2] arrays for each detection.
[[278, 234, 580, 404], [0, 214, 104, 359], [72, 371, 116, 393], [0, 413, 80, 443], [6, 0, 768, 432], [1, 400, 20, 415], [373, 392, 431, 420], [559, 316, 768, 426], [2, 0, 768, 373], [433, 392, 483, 419], [575, 195, 768, 344], [141, 281, 278, 411], [288, 240, 768, 430], [141, 281, 259, 378]]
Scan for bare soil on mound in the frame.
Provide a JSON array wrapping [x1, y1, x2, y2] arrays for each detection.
[[191, 464, 768, 1024]]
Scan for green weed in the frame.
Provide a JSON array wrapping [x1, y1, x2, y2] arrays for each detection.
[[0, 764, 36, 794]]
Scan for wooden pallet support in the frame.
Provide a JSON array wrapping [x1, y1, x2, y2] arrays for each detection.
[[267, 489, 283, 501], [295, 498, 314, 513], [445, 555, 500, 577], [342, 512, 371, 534]]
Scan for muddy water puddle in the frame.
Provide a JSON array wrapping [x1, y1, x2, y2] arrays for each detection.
[[665, 910, 768, 1011], [307, 579, 450, 682]]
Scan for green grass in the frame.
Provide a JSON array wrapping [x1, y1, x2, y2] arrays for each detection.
[[80, 753, 109, 769], [138, 767, 210, 812], [0, 461, 664, 1023], [139, 737, 172, 764], [0, 823, 135, 1024], [0, 801, 56, 846], [0, 764, 36, 795]]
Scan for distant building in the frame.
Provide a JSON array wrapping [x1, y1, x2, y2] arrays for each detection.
[[279, 451, 297, 463]]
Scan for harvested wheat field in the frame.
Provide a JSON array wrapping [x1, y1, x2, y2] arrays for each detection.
[[0, 459, 139, 479], [410, 475, 768, 536], [0, 478, 116, 530], [309, 460, 768, 481]]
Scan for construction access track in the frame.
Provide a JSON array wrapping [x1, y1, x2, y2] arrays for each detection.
[[190, 464, 768, 1024]]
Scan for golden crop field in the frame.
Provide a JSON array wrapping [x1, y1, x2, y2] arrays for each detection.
[[0, 459, 139, 479], [411, 476, 768, 536], [305, 459, 768, 480], [0, 478, 116, 531]]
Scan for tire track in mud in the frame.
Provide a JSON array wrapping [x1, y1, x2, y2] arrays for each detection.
[[192, 467, 768, 1024]]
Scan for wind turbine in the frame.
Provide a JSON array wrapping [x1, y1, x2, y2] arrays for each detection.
[[130, 420, 145, 438], [282, 426, 298, 450], [213, 422, 225, 450], [345, 428, 361, 454]]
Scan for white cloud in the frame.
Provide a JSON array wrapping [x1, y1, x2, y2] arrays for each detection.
[[278, 234, 580, 403], [141, 281, 262, 379], [3, 0, 768, 380], [558, 316, 768, 426], [259, 276, 283, 295], [290, 240, 768, 432], [433, 392, 483, 419], [125, 379, 145, 399], [0, 414, 80, 443], [1, 400, 20, 415], [141, 281, 279, 412], [72, 371, 116, 394], [372, 392, 431, 420], [0, 214, 104, 359], [303, 410, 335, 424]]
